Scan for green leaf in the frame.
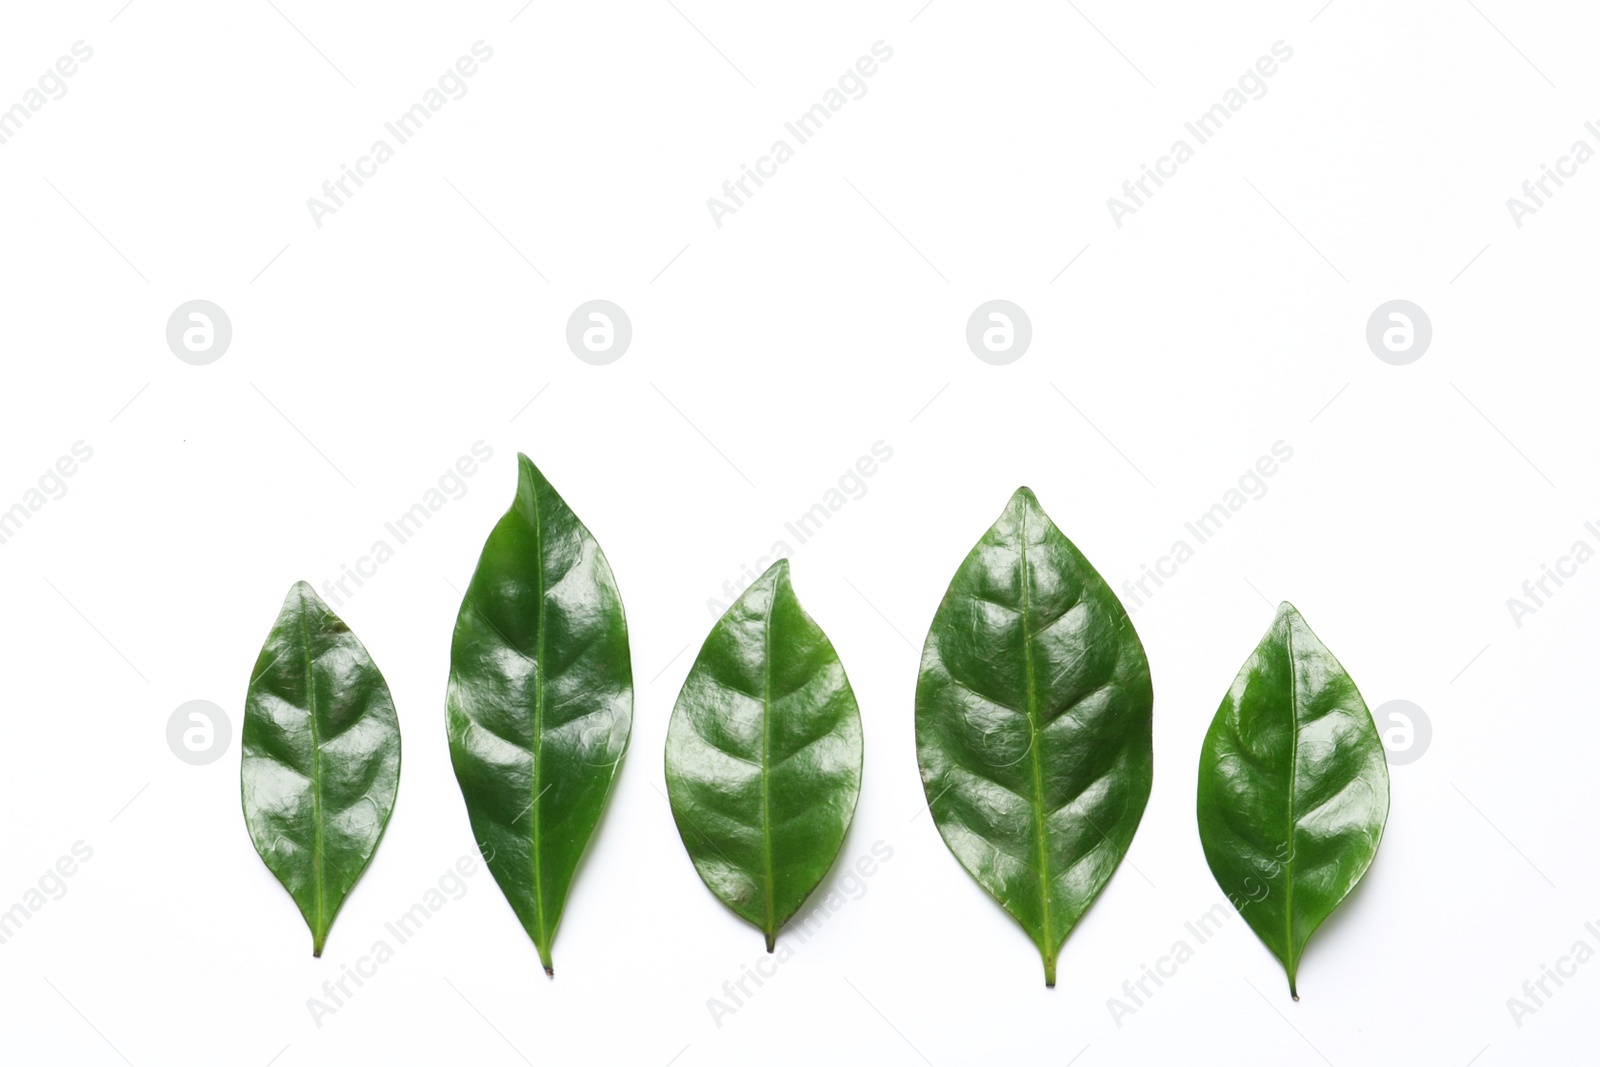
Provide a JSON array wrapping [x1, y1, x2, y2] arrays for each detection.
[[446, 454, 632, 975], [915, 487, 1153, 986], [665, 559, 863, 950], [242, 582, 402, 957], [1196, 601, 1389, 1000]]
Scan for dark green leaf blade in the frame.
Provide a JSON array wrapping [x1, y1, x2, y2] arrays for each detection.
[[665, 559, 863, 950], [446, 454, 632, 975], [1196, 601, 1389, 999], [915, 487, 1153, 986], [242, 581, 402, 957]]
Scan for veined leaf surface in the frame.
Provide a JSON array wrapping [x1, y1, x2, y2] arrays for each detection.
[[1196, 601, 1389, 999], [915, 487, 1153, 986], [666, 559, 863, 950], [446, 454, 632, 975], [242, 582, 402, 957]]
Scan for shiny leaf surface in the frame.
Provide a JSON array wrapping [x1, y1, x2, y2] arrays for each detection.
[[242, 582, 402, 957], [915, 487, 1153, 986], [1196, 601, 1389, 999], [447, 454, 632, 975], [666, 559, 863, 950]]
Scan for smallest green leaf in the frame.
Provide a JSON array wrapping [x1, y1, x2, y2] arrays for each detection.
[[1196, 601, 1389, 999], [242, 582, 402, 956], [665, 559, 864, 950]]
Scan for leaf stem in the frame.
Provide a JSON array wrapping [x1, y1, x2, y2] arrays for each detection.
[[537, 935, 554, 977]]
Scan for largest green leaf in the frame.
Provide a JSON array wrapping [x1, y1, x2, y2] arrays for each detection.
[[446, 454, 632, 975], [1196, 601, 1389, 999], [665, 559, 863, 950], [915, 487, 1153, 986], [242, 581, 402, 957]]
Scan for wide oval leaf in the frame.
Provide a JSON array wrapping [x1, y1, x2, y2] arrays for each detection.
[[915, 487, 1153, 986], [242, 581, 402, 957], [666, 559, 863, 950], [1196, 601, 1389, 999], [446, 453, 632, 975]]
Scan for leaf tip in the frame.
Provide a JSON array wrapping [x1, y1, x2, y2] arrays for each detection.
[[545, 966, 555, 979], [735, 557, 791, 605], [514, 451, 546, 488], [282, 580, 329, 620], [765, 932, 777, 953], [287, 579, 321, 609]]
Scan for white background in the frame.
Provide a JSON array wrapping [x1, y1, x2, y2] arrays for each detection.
[[0, 1, 1595, 1063]]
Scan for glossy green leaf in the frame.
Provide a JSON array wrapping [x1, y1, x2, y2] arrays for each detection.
[[446, 454, 632, 975], [242, 581, 402, 957], [915, 487, 1153, 986], [1196, 601, 1389, 999], [665, 559, 863, 950]]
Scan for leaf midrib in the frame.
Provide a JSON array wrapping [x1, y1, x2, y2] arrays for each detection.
[[1017, 508, 1055, 964], [527, 476, 550, 956], [759, 583, 777, 943], [298, 591, 326, 946], [1282, 618, 1300, 977]]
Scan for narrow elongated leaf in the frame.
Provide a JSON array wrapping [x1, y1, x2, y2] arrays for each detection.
[[915, 487, 1153, 986], [666, 559, 863, 950], [1196, 601, 1389, 999], [446, 454, 632, 975], [242, 582, 401, 957]]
